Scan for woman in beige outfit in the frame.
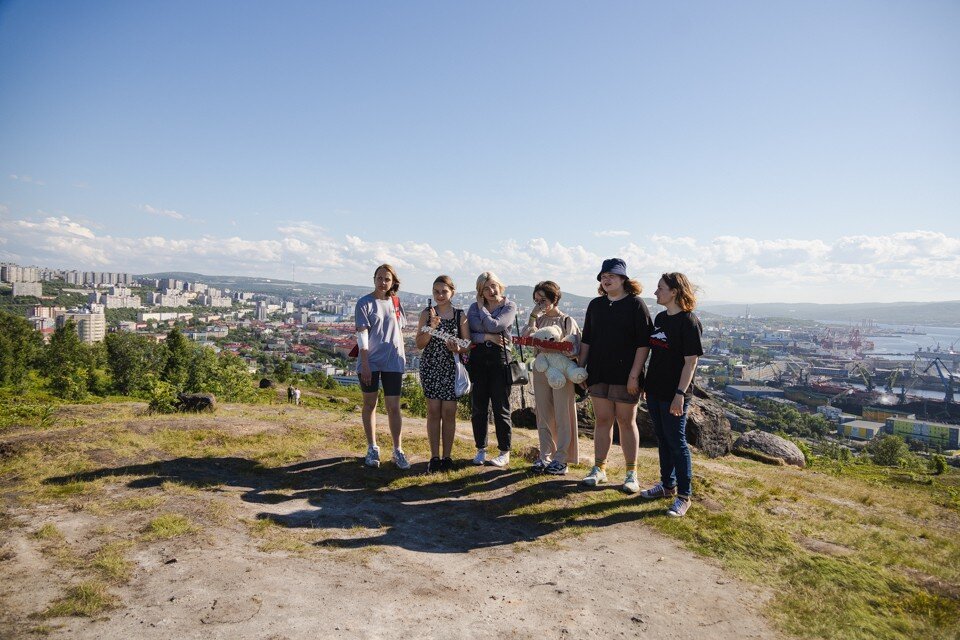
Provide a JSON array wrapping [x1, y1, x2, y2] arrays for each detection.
[[523, 281, 580, 475]]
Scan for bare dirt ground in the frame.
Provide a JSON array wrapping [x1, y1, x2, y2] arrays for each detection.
[[0, 402, 782, 639]]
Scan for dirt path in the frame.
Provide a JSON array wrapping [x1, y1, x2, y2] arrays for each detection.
[[0, 407, 782, 639]]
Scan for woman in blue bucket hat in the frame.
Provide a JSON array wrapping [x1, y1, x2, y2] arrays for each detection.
[[577, 258, 653, 493]]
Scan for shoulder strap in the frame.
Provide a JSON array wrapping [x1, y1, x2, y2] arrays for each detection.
[[391, 295, 402, 320]]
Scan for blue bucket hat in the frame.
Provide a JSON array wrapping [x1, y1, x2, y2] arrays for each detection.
[[597, 258, 628, 281]]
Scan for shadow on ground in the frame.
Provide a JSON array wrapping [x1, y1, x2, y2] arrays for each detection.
[[46, 456, 658, 553]]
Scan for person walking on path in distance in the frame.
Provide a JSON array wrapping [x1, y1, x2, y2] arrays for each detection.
[[640, 272, 703, 517], [416, 275, 471, 472], [522, 280, 581, 475], [467, 271, 518, 468], [578, 258, 653, 493], [355, 264, 410, 470], [293, 386, 301, 406]]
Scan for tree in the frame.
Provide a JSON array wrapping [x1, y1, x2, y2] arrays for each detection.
[[868, 434, 910, 467], [274, 360, 292, 383], [105, 332, 164, 395], [0, 311, 43, 386], [162, 327, 190, 389], [44, 320, 92, 401]]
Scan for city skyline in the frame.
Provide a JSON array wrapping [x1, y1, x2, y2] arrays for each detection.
[[1, 1, 958, 303]]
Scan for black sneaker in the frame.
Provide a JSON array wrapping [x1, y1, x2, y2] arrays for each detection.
[[427, 457, 441, 473], [545, 460, 568, 475], [530, 459, 547, 474], [439, 457, 454, 472]]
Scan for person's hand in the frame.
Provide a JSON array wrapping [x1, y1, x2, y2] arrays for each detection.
[[429, 307, 440, 329], [359, 362, 372, 386], [627, 375, 640, 397], [670, 394, 684, 416]]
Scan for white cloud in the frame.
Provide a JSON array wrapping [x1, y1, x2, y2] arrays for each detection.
[[140, 204, 185, 220], [8, 174, 45, 186], [592, 230, 631, 238], [0, 214, 957, 302]]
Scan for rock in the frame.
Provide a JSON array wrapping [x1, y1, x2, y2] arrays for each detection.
[[258, 378, 274, 389], [636, 386, 733, 458], [176, 392, 217, 413], [519, 446, 541, 462], [733, 430, 805, 467], [510, 407, 537, 428]]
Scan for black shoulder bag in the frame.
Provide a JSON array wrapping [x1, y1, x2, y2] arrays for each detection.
[[503, 315, 529, 386]]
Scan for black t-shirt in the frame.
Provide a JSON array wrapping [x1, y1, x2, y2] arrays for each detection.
[[645, 310, 704, 401], [581, 295, 653, 386]]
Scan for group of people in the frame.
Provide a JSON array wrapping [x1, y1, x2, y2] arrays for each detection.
[[286, 385, 301, 405], [353, 259, 703, 518]]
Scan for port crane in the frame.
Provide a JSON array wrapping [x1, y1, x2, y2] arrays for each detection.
[[923, 358, 955, 405], [849, 362, 874, 392]]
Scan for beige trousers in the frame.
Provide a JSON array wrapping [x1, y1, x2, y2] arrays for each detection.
[[532, 371, 579, 465]]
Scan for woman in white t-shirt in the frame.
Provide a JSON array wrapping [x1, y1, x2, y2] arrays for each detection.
[[355, 264, 409, 470]]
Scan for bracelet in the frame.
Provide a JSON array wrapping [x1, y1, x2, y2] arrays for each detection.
[[675, 388, 686, 397]]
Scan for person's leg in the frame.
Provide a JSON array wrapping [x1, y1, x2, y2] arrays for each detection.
[[361, 392, 379, 448], [490, 363, 512, 452], [552, 382, 576, 465], [615, 401, 639, 467], [426, 398, 442, 458], [440, 400, 458, 459], [533, 372, 557, 462], [592, 397, 615, 467], [664, 399, 693, 497], [646, 400, 677, 490], [381, 373, 404, 451], [470, 365, 491, 450]]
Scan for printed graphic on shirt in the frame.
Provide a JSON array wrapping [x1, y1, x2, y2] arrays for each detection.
[[650, 329, 669, 350]]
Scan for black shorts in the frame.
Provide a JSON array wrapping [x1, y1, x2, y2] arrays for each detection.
[[358, 371, 403, 396]]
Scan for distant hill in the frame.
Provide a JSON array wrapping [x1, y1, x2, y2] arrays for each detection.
[[138, 272, 959, 326], [140, 272, 371, 298], [700, 300, 960, 327]]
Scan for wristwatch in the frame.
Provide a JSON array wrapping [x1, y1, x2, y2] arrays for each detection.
[[675, 388, 686, 397]]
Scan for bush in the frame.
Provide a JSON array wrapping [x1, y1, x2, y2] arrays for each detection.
[[146, 377, 178, 414], [401, 374, 427, 418], [868, 434, 910, 467], [930, 454, 947, 475]]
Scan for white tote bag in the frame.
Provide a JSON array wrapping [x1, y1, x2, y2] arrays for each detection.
[[454, 357, 472, 397]]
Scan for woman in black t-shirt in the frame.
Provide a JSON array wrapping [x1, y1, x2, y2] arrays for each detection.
[[577, 258, 653, 493], [639, 272, 703, 518]]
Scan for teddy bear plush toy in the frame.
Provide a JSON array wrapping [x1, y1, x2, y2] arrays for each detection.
[[530, 325, 589, 389]]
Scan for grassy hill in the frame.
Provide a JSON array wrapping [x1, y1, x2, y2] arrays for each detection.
[[0, 386, 957, 638]]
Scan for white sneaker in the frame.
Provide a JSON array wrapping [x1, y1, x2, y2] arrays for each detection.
[[488, 451, 511, 468], [622, 471, 640, 494], [582, 466, 607, 486], [392, 449, 411, 470], [364, 445, 380, 468], [472, 449, 487, 466]]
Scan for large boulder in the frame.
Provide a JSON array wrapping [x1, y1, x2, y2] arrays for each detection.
[[176, 392, 217, 413], [636, 386, 734, 458], [733, 430, 805, 468]]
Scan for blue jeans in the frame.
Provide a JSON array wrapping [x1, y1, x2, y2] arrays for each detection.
[[646, 398, 693, 497]]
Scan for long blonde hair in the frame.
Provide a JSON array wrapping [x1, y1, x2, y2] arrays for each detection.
[[475, 271, 505, 304]]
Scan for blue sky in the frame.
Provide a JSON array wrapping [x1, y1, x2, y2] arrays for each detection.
[[1, 0, 958, 303]]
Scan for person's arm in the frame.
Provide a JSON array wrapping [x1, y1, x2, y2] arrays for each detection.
[[474, 300, 517, 333], [450, 309, 470, 354], [467, 304, 487, 344], [627, 346, 649, 396], [670, 356, 699, 416], [354, 301, 373, 385], [415, 308, 432, 350], [577, 303, 593, 367]]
